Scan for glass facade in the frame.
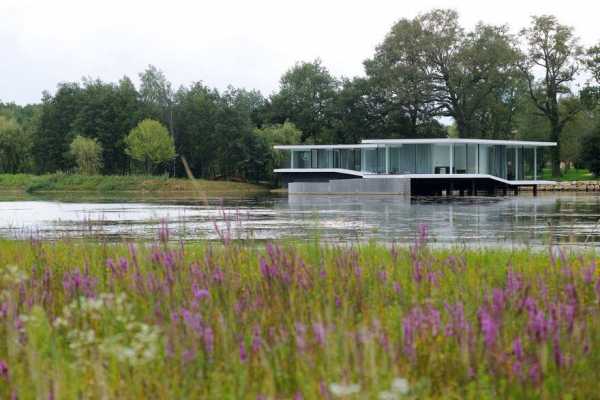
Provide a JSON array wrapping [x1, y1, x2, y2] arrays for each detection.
[[286, 143, 546, 181]]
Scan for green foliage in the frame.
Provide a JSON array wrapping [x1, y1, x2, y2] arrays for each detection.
[[254, 121, 302, 179], [586, 44, 600, 84], [579, 125, 600, 176], [270, 59, 339, 143], [0, 116, 32, 173], [69, 135, 103, 175], [520, 15, 584, 177], [125, 119, 176, 174]]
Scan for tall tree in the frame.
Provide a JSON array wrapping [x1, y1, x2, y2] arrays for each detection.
[[270, 60, 339, 143], [125, 119, 175, 174], [33, 84, 83, 173], [364, 18, 437, 136], [172, 83, 222, 177], [72, 78, 141, 174], [0, 116, 32, 173], [419, 10, 521, 138], [69, 135, 103, 175], [138, 65, 174, 135], [520, 15, 583, 177], [587, 43, 600, 84]]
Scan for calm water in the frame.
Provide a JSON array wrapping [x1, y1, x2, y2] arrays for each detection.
[[0, 193, 599, 247]]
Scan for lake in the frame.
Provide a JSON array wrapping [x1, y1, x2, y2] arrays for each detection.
[[0, 192, 599, 247]]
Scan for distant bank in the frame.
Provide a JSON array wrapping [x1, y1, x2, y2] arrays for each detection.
[[0, 174, 269, 195]]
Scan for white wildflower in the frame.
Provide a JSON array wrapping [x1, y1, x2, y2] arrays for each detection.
[[1, 265, 28, 285], [391, 378, 409, 395], [329, 383, 361, 397], [378, 391, 398, 400]]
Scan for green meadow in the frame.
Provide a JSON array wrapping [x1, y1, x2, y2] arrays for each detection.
[[0, 232, 599, 399]]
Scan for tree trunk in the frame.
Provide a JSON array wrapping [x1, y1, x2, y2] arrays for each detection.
[[550, 121, 561, 178]]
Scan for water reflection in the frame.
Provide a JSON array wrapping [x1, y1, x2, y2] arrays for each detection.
[[0, 193, 599, 247]]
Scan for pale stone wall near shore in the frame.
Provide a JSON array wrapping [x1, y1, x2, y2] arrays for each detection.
[[536, 181, 600, 192]]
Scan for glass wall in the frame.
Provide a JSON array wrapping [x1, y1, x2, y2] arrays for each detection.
[[489, 145, 507, 179], [287, 143, 542, 180], [291, 150, 312, 168], [432, 144, 450, 174], [398, 145, 417, 174], [416, 144, 432, 174], [453, 144, 467, 174], [338, 149, 361, 171], [363, 148, 379, 173], [506, 146, 516, 180], [479, 144, 490, 174], [467, 144, 478, 173], [520, 147, 536, 180], [317, 149, 330, 168]]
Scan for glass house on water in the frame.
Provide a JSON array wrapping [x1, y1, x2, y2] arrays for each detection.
[[273, 139, 557, 196]]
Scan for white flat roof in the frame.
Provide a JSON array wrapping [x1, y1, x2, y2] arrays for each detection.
[[274, 144, 378, 150], [360, 138, 557, 147]]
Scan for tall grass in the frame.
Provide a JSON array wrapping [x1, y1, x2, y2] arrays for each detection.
[[0, 232, 599, 398], [0, 173, 268, 194]]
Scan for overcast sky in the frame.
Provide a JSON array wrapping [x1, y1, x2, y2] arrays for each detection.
[[1, 0, 599, 105]]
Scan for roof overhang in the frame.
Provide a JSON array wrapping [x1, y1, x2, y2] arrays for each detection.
[[273, 144, 378, 150], [360, 138, 557, 147]]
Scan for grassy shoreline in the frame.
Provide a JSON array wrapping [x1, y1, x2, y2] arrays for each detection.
[[1, 237, 599, 398], [0, 173, 269, 195]]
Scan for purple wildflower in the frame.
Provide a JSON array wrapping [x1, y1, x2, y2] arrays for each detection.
[[584, 262, 596, 284], [506, 268, 522, 296], [491, 288, 505, 318], [513, 337, 524, 360], [252, 326, 262, 353], [479, 307, 498, 348], [295, 322, 307, 352], [529, 362, 541, 385], [192, 283, 210, 301], [445, 302, 467, 340], [202, 326, 214, 355], [313, 322, 326, 347], [118, 257, 129, 274], [239, 342, 248, 362], [0, 360, 7, 380]]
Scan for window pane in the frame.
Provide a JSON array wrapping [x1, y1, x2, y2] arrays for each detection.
[[416, 144, 432, 174], [293, 150, 311, 168], [398, 145, 416, 174], [432, 144, 450, 174], [453, 144, 467, 174], [467, 144, 477, 173]]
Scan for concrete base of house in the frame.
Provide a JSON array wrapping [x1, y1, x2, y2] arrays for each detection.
[[288, 178, 411, 195]]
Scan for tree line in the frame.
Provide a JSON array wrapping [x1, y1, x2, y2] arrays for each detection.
[[2, 9, 600, 180]]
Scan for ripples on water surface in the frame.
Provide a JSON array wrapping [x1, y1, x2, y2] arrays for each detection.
[[0, 193, 599, 248]]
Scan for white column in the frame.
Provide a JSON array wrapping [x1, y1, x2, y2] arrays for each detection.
[[534, 147, 537, 180], [449, 144, 454, 174], [290, 150, 294, 168]]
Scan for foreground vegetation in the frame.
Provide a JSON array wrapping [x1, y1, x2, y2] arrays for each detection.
[[0, 173, 268, 195], [1, 231, 600, 398]]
